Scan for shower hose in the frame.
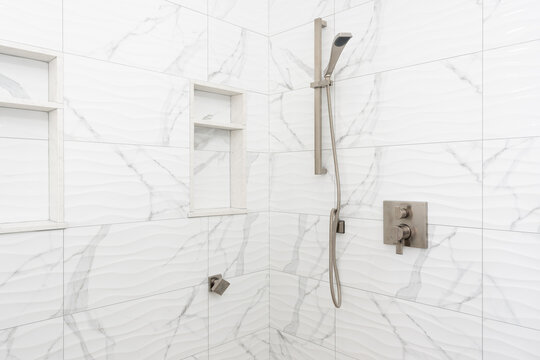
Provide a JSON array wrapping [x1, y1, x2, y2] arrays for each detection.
[[325, 84, 342, 308]]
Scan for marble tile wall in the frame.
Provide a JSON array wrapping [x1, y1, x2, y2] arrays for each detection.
[[269, 0, 540, 359], [0, 0, 269, 359]]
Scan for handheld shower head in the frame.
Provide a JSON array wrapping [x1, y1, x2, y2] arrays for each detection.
[[323, 32, 352, 78]]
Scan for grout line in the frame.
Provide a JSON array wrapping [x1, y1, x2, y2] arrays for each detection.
[[481, 1, 485, 357]]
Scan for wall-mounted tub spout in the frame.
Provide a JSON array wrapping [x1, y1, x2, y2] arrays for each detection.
[[209, 274, 230, 295]]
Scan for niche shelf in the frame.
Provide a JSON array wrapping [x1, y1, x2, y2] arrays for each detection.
[[0, 40, 65, 234], [189, 81, 246, 218]]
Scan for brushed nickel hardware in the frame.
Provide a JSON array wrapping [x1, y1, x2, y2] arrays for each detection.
[[208, 274, 230, 296], [312, 18, 353, 309], [384, 201, 428, 255]]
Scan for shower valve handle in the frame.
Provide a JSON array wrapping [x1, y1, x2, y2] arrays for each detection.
[[392, 224, 412, 255]]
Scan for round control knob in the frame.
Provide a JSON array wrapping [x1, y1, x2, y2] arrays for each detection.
[[394, 206, 409, 219], [392, 224, 412, 242]]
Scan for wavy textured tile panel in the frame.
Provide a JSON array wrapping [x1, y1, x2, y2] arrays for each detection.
[[268, 0, 333, 35], [270, 271, 335, 348], [336, 142, 482, 228], [208, 0, 268, 34], [64, 285, 207, 360], [338, 218, 482, 315], [0, 318, 62, 360], [0, 0, 62, 50], [0, 139, 49, 223], [64, 0, 207, 79], [336, 287, 482, 360], [247, 152, 269, 212], [209, 271, 269, 347], [483, 0, 540, 49], [334, 53, 482, 148], [246, 92, 269, 152], [483, 319, 540, 360], [64, 55, 190, 147], [208, 18, 268, 94], [0, 54, 48, 102], [209, 329, 270, 360], [209, 213, 268, 278], [64, 141, 189, 226], [168, 0, 207, 13], [484, 229, 540, 329], [64, 218, 207, 313], [270, 328, 335, 360], [484, 41, 540, 139], [333, 0, 482, 80], [270, 212, 329, 281], [0, 231, 62, 329], [484, 138, 540, 232], [0, 108, 48, 140], [270, 151, 334, 215]]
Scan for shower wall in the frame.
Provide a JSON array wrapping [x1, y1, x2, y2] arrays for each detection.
[[269, 0, 540, 359], [0, 0, 269, 359]]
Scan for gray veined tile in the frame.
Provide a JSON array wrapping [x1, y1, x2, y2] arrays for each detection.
[[483, 0, 540, 49], [270, 271, 335, 348], [64, 218, 207, 313], [208, 18, 268, 94], [0, 108, 48, 140], [209, 213, 269, 278], [208, 0, 269, 35], [64, 55, 190, 147], [209, 272, 269, 347], [64, 285, 208, 360], [64, 0, 207, 79], [168, 0, 207, 14], [194, 127, 231, 152], [64, 141, 190, 226], [483, 319, 540, 360], [0, 318, 63, 360], [0, 53, 49, 102], [484, 229, 540, 330], [335, 141, 482, 228], [247, 153, 270, 212], [268, 0, 334, 35], [334, 53, 482, 148], [246, 92, 269, 152], [336, 287, 482, 360], [333, 0, 482, 80], [484, 138, 540, 233], [0, 231, 63, 330], [270, 212, 329, 281], [192, 150, 231, 210], [338, 218, 482, 316], [209, 329, 270, 360], [270, 328, 335, 360]]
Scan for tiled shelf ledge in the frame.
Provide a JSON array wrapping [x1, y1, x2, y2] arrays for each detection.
[[193, 121, 244, 131], [0, 98, 63, 112], [188, 208, 247, 218], [0, 220, 66, 235]]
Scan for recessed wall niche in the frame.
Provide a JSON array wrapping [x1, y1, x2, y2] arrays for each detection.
[[189, 81, 246, 217], [0, 40, 64, 234]]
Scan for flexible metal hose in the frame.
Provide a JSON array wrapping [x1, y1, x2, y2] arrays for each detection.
[[325, 83, 342, 308]]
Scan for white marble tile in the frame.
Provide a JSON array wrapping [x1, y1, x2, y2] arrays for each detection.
[[209, 213, 268, 278], [484, 229, 540, 329], [167, 0, 207, 14], [483, 319, 540, 360], [336, 287, 482, 360], [270, 212, 329, 281], [336, 142, 482, 228], [193, 90, 232, 126], [64, 218, 207, 313], [333, 0, 482, 80], [0, 54, 49, 102], [64, 141, 189, 226], [186, 351, 210, 360], [338, 218, 482, 315], [0, 0, 62, 50], [64, 55, 190, 147], [270, 328, 335, 360], [484, 41, 540, 139], [64, 0, 207, 79], [335, 0, 373, 13], [209, 0, 268, 35], [64, 285, 208, 360], [484, 138, 540, 232], [209, 271, 269, 347], [269, 87, 332, 152], [247, 152, 269, 212], [270, 151, 334, 215], [209, 329, 270, 360], [0, 138, 49, 223], [270, 271, 335, 348], [194, 127, 231, 152], [208, 18, 268, 94], [0, 108, 48, 140], [192, 150, 230, 210], [484, 0, 540, 49], [334, 53, 482, 148], [246, 92, 269, 152], [0, 318, 63, 360], [268, 0, 333, 35], [0, 231, 62, 329]]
